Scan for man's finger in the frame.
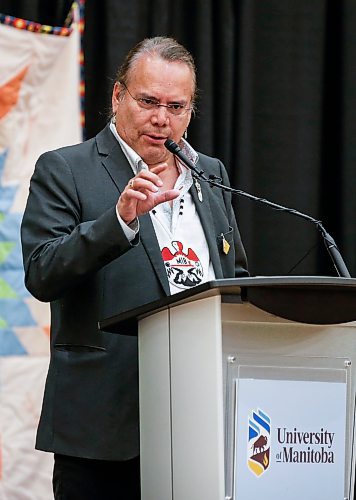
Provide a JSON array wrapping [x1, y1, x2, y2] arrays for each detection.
[[153, 189, 180, 206]]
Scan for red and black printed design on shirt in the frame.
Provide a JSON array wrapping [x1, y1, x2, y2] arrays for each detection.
[[161, 241, 204, 289]]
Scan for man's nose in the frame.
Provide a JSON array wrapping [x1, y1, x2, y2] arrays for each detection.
[[151, 105, 170, 126]]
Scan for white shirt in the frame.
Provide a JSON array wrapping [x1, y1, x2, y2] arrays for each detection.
[[109, 122, 215, 294]]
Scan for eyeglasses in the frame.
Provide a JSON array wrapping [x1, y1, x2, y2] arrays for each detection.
[[120, 81, 192, 116]]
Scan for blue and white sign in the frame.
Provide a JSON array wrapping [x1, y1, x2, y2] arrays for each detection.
[[234, 379, 347, 500]]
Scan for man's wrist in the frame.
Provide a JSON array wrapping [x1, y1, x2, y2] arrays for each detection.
[[116, 207, 139, 241]]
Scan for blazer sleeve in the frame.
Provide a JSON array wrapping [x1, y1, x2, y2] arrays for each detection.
[[21, 150, 136, 303]]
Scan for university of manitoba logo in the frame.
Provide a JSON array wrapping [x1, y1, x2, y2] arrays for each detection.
[[247, 408, 271, 477]]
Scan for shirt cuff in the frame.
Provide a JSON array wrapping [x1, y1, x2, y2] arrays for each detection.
[[116, 207, 139, 242]]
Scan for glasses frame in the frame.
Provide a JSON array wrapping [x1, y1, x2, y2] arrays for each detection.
[[119, 81, 192, 116]]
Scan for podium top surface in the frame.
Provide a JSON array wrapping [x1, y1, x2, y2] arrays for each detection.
[[100, 276, 356, 334]]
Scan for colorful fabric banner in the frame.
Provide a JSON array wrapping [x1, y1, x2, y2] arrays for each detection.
[[0, 3, 83, 497]]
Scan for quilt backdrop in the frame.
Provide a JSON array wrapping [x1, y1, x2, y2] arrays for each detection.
[[0, 4, 83, 498]]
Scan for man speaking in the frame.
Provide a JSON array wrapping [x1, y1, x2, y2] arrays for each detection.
[[21, 36, 248, 499]]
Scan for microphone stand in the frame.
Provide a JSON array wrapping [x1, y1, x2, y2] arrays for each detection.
[[164, 139, 351, 278]]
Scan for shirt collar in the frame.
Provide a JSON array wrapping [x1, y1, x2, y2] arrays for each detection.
[[179, 137, 198, 166], [109, 121, 144, 174]]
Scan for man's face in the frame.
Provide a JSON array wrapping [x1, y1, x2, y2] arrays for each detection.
[[112, 55, 193, 166]]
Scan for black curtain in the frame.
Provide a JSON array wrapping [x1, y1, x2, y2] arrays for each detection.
[[1, 0, 355, 278]]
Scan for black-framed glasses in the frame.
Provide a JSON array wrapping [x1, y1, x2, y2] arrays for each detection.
[[120, 81, 192, 116]]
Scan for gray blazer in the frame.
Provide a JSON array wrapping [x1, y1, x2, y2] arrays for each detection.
[[21, 125, 248, 461]]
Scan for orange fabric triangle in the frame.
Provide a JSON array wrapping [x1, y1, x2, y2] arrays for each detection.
[[43, 325, 50, 337], [0, 66, 28, 119]]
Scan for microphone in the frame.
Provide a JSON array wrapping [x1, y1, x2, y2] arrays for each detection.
[[165, 138, 207, 178], [164, 138, 351, 278]]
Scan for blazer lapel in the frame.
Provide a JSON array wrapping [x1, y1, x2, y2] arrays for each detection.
[[96, 126, 170, 296], [97, 129, 133, 193], [139, 215, 171, 295], [190, 176, 224, 279]]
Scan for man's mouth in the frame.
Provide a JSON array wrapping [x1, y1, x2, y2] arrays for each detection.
[[143, 133, 167, 143]]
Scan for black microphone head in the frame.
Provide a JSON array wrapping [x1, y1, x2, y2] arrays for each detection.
[[164, 138, 180, 154]]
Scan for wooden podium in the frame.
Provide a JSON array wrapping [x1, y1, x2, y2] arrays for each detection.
[[100, 277, 356, 500]]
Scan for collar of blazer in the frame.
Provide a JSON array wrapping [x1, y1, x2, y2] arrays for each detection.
[[96, 125, 224, 295], [189, 168, 224, 279]]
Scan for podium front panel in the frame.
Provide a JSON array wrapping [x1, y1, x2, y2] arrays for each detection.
[[137, 293, 356, 500]]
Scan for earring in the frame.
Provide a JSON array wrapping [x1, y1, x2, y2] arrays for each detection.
[[183, 129, 188, 139]]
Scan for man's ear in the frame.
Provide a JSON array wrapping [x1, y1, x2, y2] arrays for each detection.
[[112, 82, 120, 112]]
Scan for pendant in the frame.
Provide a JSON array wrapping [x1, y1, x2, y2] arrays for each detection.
[[221, 233, 230, 255], [194, 178, 203, 202]]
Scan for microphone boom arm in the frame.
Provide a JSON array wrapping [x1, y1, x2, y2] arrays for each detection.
[[164, 138, 351, 278], [206, 177, 351, 278]]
